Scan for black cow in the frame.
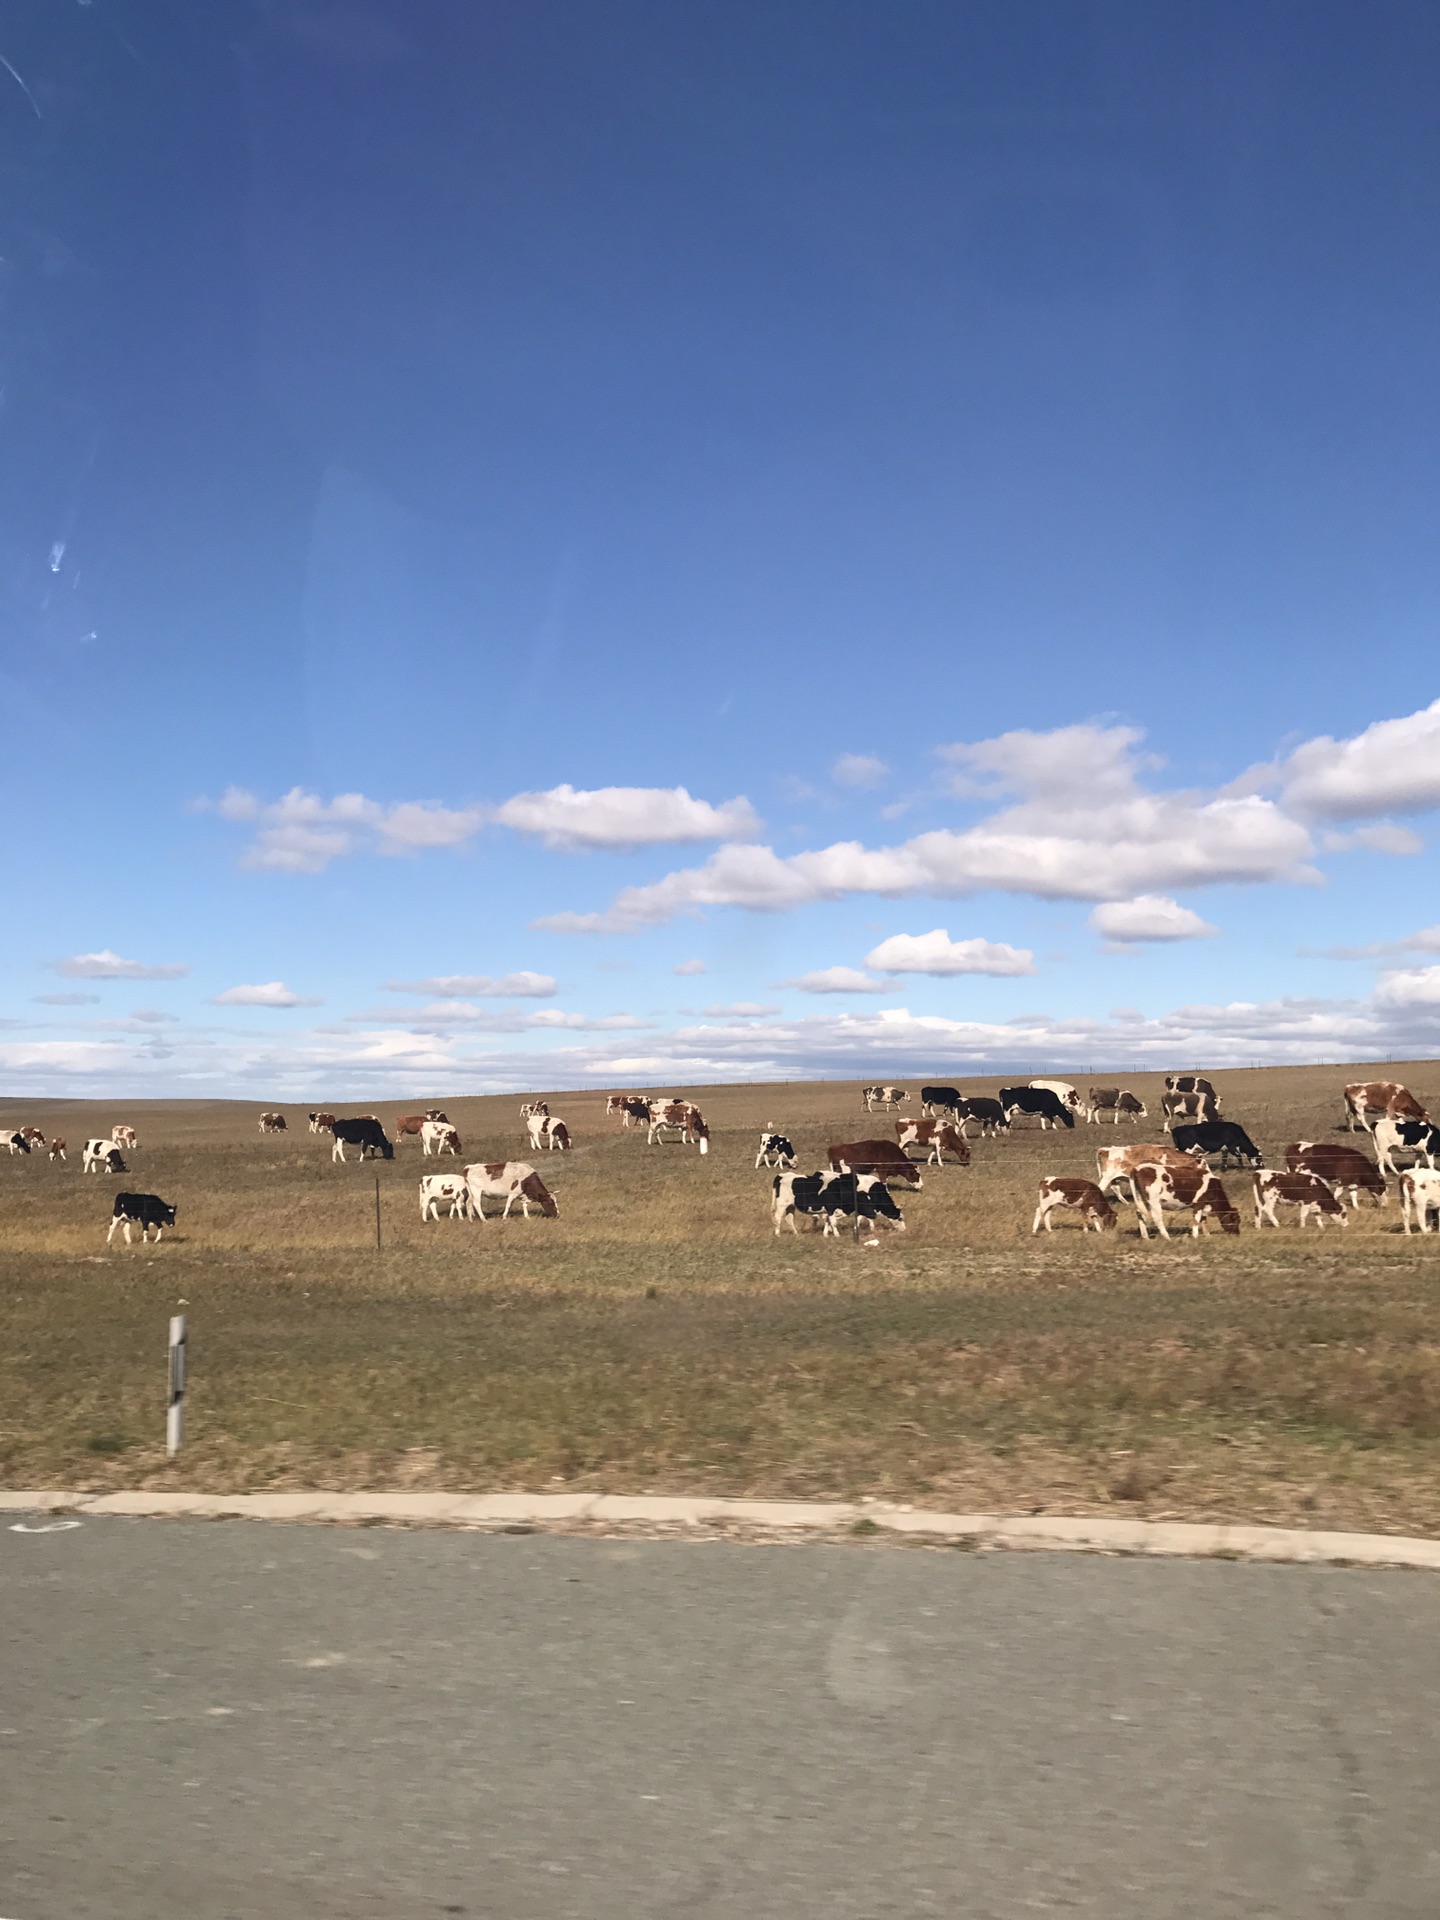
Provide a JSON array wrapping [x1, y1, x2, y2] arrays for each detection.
[[107, 1192, 177, 1245], [330, 1116, 394, 1162], [921, 1085, 961, 1116], [755, 1131, 797, 1169], [956, 1096, 1008, 1134], [1171, 1121, 1264, 1170], [999, 1087, 1074, 1130], [771, 1170, 905, 1236]]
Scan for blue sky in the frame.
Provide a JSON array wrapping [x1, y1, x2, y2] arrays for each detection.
[[3, 0, 1439, 1097]]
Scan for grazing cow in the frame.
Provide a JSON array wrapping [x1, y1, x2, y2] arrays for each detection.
[[48, 1137, 66, 1162], [1283, 1142, 1386, 1209], [3, 1130, 31, 1155], [111, 1124, 138, 1151], [418, 1173, 471, 1221], [1400, 1168, 1440, 1234], [771, 1170, 904, 1237], [393, 1115, 429, 1142], [956, 1096, 1008, 1135], [1373, 1116, 1440, 1176], [1165, 1075, 1217, 1099], [646, 1101, 709, 1153], [1254, 1168, 1347, 1229], [1029, 1080, 1083, 1113], [258, 1111, 287, 1133], [1084, 1088, 1146, 1124], [861, 1086, 909, 1113], [825, 1141, 923, 1187], [526, 1113, 572, 1152], [1095, 1142, 1206, 1198], [520, 1101, 550, 1121], [999, 1087, 1074, 1130], [82, 1139, 127, 1174], [329, 1117, 394, 1162], [1130, 1162, 1240, 1239], [1161, 1090, 1219, 1127], [463, 1161, 559, 1220], [308, 1111, 337, 1134], [895, 1118, 971, 1166], [1343, 1080, 1428, 1133], [755, 1131, 797, 1169], [107, 1192, 176, 1245], [920, 1085, 962, 1116], [1032, 1177, 1116, 1234], [1171, 1121, 1264, 1170], [421, 1121, 462, 1157], [18, 1125, 45, 1150]]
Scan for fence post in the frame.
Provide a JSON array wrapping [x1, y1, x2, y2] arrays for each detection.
[[166, 1315, 186, 1456]]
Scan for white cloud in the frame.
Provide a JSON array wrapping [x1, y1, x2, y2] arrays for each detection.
[[1374, 965, 1440, 1009], [938, 722, 1160, 803], [865, 929, 1037, 976], [832, 753, 888, 790], [54, 949, 190, 981], [700, 1002, 782, 1018], [490, 784, 759, 851], [33, 992, 100, 1005], [211, 982, 322, 1008], [1088, 896, 1219, 944], [384, 972, 557, 999], [784, 967, 892, 995], [1263, 699, 1440, 820], [673, 959, 707, 976], [129, 1008, 179, 1025], [1320, 824, 1424, 855], [346, 1003, 649, 1034]]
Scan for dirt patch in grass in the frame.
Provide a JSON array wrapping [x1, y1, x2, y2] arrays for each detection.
[[3, 1064, 1439, 1534]]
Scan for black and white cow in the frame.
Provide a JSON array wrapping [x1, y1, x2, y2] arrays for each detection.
[[330, 1116, 394, 1162], [999, 1087, 1074, 1130], [1170, 1121, 1264, 1170], [1165, 1075, 1218, 1099], [107, 1192, 177, 1245], [755, 1131, 797, 1169], [82, 1138, 127, 1173], [771, 1170, 904, 1237], [920, 1085, 962, 1116], [3, 1129, 31, 1154], [956, 1096, 1009, 1135], [1373, 1116, 1440, 1176]]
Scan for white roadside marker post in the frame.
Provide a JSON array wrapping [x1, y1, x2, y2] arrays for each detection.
[[167, 1314, 187, 1456]]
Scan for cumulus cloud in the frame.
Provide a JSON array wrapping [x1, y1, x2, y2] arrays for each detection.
[[1374, 965, 1440, 1009], [1320, 824, 1424, 855], [493, 784, 759, 851], [832, 753, 888, 789], [383, 972, 557, 999], [673, 959, 707, 976], [211, 982, 322, 1008], [1088, 896, 1219, 945], [53, 949, 190, 980], [1260, 699, 1440, 821], [784, 967, 892, 994], [865, 929, 1037, 976]]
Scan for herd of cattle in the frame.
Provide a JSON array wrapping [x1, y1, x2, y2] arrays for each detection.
[[5, 1074, 1440, 1245]]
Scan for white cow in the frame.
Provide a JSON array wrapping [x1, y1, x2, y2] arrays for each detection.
[[419, 1173, 471, 1220], [525, 1113, 571, 1152], [82, 1138, 126, 1173], [421, 1121, 462, 1157]]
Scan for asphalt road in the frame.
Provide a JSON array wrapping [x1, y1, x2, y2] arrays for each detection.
[[3, 1522, 1438, 1919]]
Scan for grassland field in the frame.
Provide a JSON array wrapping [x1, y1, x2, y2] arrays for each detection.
[[3, 1061, 1439, 1534]]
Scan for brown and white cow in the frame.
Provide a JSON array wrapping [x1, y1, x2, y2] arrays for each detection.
[[1254, 1168, 1347, 1229], [1084, 1088, 1146, 1124], [1095, 1141, 1205, 1197], [1284, 1142, 1386, 1209], [258, 1111, 287, 1133], [826, 1140, 923, 1188], [418, 1173, 471, 1220], [463, 1160, 560, 1220], [526, 1112, 572, 1152], [18, 1125, 45, 1150], [1343, 1081, 1428, 1133], [895, 1118, 970, 1166], [421, 1120, 463, 1157], [1131, 1162, 1240, 1239], [111, 1124, 138, 1151], [47, 1136, 66, 1161], [394, 1113, 441, 1143], [861, 1085, 909, 1113], [1400, 1168, 1440, 1234], [1032, 1177, 1116, 1234], [308, 1111, 337, 1134], [646, 1101, 708, 1153]]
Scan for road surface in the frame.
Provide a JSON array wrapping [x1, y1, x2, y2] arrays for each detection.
[[3, 1520, 1438, 1917]]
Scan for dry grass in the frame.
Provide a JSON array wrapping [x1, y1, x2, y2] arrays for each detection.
[[3, 1062, 1440, 1534]]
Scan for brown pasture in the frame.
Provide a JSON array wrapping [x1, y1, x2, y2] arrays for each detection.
[[2, 1062, 1439, 1534]]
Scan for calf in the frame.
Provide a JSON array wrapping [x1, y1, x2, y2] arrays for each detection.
[[1162, 1090, 1219, 1127], [1373, 1116, 1440, 1176], [1343, 1080, 1428, 1133], [956, 1096, 1008, 1135], [999, 1087, 1074, 1130], [1400, 1168, 1440, 1234], [329, 1117, 394, 1162], [106, 1191, 176, 1245], [526, 1113, 572, 1152], [463, 1161, 559, 1220], [421, 1120, 462, 1157], [755, 1131, 797, 1169], [82, 1139, 127, 1174], [1253, 1169, 1347, 1229], [1171, 1121, 1264, 1170], [1285, 1142, 1386, 1210], [826, 1140, 923, 1187], [920, 1085, 962, 1116], [418, 1173, 471, 1221], [1032, 1177, 1116, 1234], [1131, 1162, 1240, 1239], [896, 1118, 970, 1166], [258, 1111, 287, 1133], [1085, 1088, 1146, 1124], [48, 1137, 66, 1162]]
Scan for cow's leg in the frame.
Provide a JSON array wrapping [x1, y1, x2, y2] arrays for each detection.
[[106, 1214, 121, 1244]]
